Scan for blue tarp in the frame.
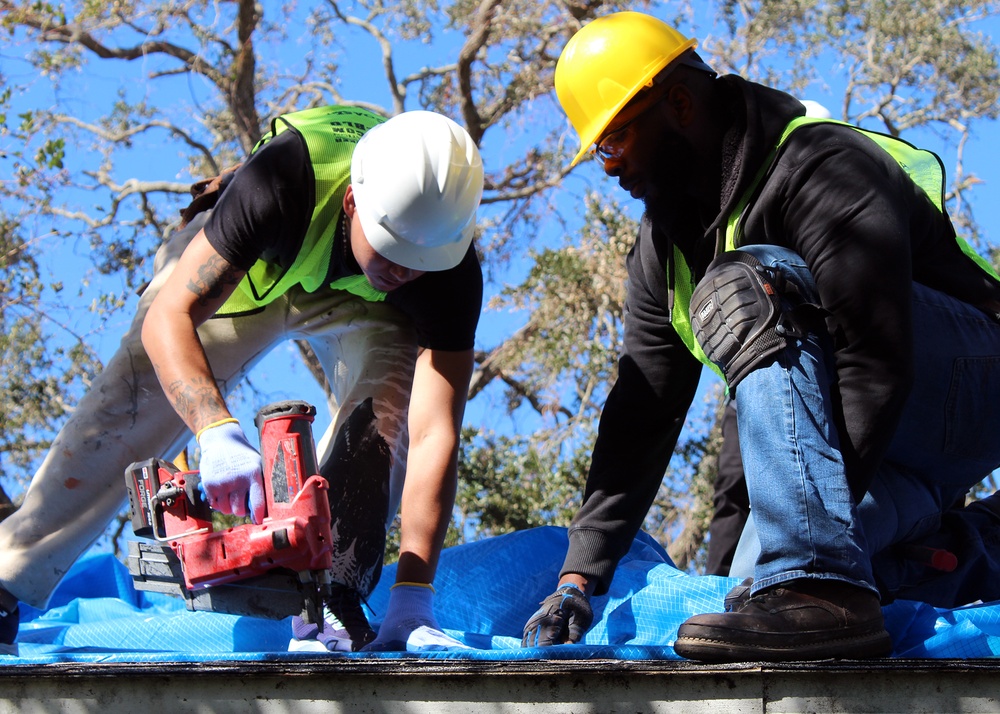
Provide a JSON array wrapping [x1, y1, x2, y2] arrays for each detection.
[[4, 526, 1000, 663]]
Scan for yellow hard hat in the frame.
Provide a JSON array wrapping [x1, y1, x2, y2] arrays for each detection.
[[555, 12, 699, 166]]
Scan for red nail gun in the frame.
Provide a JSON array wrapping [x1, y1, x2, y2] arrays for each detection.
[[124, 400, 333, 624]]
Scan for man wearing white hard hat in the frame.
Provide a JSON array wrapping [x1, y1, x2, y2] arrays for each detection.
[[0, 106, 484, 654]]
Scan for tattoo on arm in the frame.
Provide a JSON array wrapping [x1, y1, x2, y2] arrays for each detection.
[[164, 377, 228, 430], [186, 254, 244, 308]]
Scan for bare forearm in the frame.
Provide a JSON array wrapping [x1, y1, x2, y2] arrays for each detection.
[[396, 442, 458, 584], [395, 348, 472, 584], [140, 228, 244, 434], [145, 324, 230, 433]]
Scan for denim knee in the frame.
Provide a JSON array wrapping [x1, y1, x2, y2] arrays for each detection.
[[735, 244, 820, 303]]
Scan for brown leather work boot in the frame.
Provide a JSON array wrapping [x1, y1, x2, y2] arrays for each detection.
[[724, 577, 754, 612], [674, 579, 892, 662]]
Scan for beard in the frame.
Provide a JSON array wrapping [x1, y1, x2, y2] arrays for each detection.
[[641, 129, 701, 224]]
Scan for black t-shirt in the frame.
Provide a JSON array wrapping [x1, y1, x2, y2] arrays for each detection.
[[204, 130, 483, 351]]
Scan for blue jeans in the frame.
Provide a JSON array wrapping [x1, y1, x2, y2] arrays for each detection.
[[728, 245, 1000, 606]]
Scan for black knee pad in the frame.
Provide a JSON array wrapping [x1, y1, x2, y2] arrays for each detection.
[[690, 251, 789, 388]]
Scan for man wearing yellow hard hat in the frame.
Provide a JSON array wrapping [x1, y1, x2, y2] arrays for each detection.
[[522, 11, 1000, 662]]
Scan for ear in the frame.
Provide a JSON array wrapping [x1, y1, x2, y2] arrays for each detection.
[[665, 84, 695, 127], [343, 184, 357, 217]]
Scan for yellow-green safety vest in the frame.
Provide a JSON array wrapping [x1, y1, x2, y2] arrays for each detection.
[[217, 106, 388, 316], [669, 116, 1000, 382]]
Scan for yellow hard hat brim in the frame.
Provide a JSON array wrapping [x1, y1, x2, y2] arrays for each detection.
[[565, 36, 698, 168]]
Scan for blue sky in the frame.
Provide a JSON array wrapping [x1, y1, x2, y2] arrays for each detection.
[[3, 3, 1000, 479]]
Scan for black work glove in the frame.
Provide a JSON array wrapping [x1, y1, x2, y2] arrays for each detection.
[[521, 583, 594, 647]]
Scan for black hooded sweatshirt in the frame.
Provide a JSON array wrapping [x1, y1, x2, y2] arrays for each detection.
[[561, 76, 1000, 595]]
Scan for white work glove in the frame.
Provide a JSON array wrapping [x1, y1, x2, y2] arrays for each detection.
[[197, 418, 266, 523], [361, 583, 471, 652]]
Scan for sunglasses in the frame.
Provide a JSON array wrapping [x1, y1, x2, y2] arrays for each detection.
[[591, 92, 669, 162], [592, 113, 645, 162]]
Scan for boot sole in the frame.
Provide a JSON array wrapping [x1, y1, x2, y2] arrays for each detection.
[[674, 627, 893, 663]]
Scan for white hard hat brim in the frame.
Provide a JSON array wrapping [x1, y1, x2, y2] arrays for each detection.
[[361, 212, 475, 272]]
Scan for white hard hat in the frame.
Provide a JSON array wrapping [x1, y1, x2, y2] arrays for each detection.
[[801, 100, 832, 119], [350, 110, 484, 271]]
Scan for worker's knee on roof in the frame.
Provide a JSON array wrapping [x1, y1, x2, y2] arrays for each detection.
[[691, 246, 827, 388], [690, 250, 791, 387]]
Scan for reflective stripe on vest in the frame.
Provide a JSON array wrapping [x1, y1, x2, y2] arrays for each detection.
[[670, 242, 721, 380], [669, 116, 999, 376], [217, 106, 387, 316]]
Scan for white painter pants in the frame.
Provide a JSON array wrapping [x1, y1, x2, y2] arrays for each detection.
[[0, 212, 417, 607]]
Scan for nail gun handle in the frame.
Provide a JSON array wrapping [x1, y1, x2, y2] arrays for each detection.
[[255, 400, 320, 510]]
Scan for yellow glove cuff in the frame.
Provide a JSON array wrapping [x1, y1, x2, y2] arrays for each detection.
[[390, 581, 436, 593], [195, 417, 240, 442]]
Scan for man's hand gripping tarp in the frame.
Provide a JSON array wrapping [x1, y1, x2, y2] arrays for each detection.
[[522, 583, 594, 647]]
